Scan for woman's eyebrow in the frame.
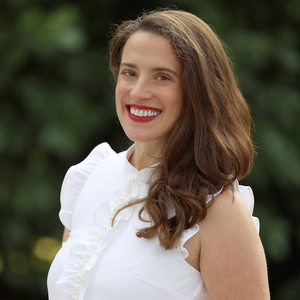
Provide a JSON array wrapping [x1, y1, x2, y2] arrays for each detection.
[[152, 67, 180, 78], [120, 63, 180, 78], [120, 62, 136, 69]]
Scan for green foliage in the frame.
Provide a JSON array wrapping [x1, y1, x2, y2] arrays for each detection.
[[0, 0, 299, 299]]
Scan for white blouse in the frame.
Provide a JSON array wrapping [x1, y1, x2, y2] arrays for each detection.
[[47, 142, 259, 300]]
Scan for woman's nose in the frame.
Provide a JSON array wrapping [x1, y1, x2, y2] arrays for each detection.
[[130, 77, 153, 101]]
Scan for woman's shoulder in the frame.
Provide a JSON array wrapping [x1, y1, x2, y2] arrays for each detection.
[[183, 182, 259, 271], [66, 142, 116, 176], [78, 142, 117, 165], [61, 142, 117, 194], [59, 142, 117, 230], [198, 184, 269, 299], [202, 181, 259, 233]]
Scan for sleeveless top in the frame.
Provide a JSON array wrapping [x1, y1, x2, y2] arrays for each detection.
[[47, 143, 259, 300]]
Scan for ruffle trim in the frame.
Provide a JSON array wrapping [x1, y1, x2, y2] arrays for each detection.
[[55, 180, 141, 300], [59, 143, 116, 230], [179, 180, 260, 259]]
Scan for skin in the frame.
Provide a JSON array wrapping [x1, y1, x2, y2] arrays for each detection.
[[62, 31, 270, 299], [62, 227, 70, 243]]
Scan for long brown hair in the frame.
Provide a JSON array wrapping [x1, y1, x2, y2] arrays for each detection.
[[109, 8, 254, 249]]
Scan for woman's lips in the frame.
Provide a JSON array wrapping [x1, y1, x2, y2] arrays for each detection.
[[126, 105, 161, 122]]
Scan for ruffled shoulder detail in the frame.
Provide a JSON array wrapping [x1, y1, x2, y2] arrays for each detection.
[[232, 180, 260, 233], [180, 180, 260, 258], [59, 143, 116, 230], [206, 180, 259, 232], [180, 225, 200, 259]]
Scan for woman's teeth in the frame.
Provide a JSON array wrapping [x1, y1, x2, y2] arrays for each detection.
[[130, 107, 161, 117]]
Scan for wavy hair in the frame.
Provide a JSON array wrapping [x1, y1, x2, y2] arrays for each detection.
[[109, 8, 254, 249]]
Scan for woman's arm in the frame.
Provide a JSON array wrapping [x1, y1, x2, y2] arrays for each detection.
[[62, 227, 71, 243], [199, 187, 270, 300]]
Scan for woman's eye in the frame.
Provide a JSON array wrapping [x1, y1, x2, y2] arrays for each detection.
[[122, 70, 136, 77], [157, 75, 171, 81]]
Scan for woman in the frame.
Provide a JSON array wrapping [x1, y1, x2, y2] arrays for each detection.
[[47, 8, 270, 300]]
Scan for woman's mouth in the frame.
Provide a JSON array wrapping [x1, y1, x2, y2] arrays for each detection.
[[129, 106, 161, 117], [126, 105, 161, 122]]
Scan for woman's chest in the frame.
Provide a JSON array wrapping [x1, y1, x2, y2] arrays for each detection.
[[82, 217, 204, 299]]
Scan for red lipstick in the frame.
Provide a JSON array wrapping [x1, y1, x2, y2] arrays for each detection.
[[126, 105, 161, 123]]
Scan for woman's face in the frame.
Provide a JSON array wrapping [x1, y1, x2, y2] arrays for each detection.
[[116, 31, 183, 149]]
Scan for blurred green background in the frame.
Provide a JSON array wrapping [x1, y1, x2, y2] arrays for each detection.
[[0, 0, 299, 299]]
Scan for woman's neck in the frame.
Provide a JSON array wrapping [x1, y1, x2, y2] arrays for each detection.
[[129, 142, 163, 171]]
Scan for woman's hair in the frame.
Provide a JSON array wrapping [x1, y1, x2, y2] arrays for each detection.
[[109, 8, 254, 249]]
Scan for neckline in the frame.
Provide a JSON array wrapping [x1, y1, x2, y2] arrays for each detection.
[[124, 144, 160, 181]]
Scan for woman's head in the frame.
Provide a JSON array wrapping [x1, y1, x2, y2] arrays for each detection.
[[110, 9, 225, 126], [109, 8, 253, 181]]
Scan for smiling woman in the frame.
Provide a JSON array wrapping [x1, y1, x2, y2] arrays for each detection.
[[116, 31, 183, 159], [47, 8, 270, 300]]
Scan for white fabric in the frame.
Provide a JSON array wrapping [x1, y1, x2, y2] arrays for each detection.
[[47, 142, 259, 300]]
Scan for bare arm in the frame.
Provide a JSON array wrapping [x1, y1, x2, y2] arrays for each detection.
[[199, 187, 270, 300], [62, 227, 71, 243]]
